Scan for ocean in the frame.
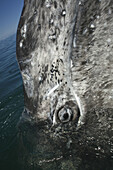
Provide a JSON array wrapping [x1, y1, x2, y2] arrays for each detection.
[[0, 34, 24, 170]]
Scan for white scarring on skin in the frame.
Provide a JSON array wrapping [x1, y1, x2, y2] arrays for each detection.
[[19, 58, 32, 64], [71, 60, 73, 68], [46, 84, 60, 97], [69, 85, 86, 127], [73, 36, 76, 48], [53, 113, 57, 125], [44, 83, 62, 125], [72, 91, 83, 116]]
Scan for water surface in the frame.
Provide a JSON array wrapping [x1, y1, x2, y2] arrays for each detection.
[[0, 34, 24, 170]]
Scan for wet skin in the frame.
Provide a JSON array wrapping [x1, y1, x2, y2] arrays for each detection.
[[17, 0, 113, 169]]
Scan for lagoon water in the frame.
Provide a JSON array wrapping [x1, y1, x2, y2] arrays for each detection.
[[0, 34, 24, 170]]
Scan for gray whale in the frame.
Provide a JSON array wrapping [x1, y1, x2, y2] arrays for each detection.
[[16, 0, 113, 169]]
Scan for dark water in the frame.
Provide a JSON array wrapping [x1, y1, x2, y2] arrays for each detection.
[[0, 34, 24, 170]]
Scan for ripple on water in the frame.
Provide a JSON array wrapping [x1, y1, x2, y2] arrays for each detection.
[[0, 34, 24, 169]]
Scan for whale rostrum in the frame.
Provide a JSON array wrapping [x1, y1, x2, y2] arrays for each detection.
[[16, 0, 113, 167]]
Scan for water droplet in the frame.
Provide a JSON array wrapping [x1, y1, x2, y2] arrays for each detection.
[[23, 33, 26, 38], [45, 0, 51, 8], [49, 34, 56, 40], [90, 24, 95, 29], [20, 40, 23, 48], [21, 25, 27, 38], [79, 1, 82, 5], [98, 146, 101, 150], [31, 61, 35, 66], [62, 9, 66, 16], [109, 96, 112, 99], [79, 0, 84, 6], [39, 76, 42, 81], [108, 8, 112, 15], [50, 19, 54, 24], [96, 15, 100, 19], [107, 38, 111, 45], [46, 3, 51, 8]]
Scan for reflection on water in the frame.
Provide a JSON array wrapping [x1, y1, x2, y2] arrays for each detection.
[[0, 34, 24, 170]]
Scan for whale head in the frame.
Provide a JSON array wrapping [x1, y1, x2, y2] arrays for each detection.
[[17, 0, 113, 169]]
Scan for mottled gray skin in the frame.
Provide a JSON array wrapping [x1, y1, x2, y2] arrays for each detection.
[[16, 0, 113, 169]]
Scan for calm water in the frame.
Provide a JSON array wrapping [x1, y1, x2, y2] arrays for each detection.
[[0, 34, 24, 170]]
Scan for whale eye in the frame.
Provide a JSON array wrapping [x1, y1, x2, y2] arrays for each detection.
[[57, 107, 73, 123]]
